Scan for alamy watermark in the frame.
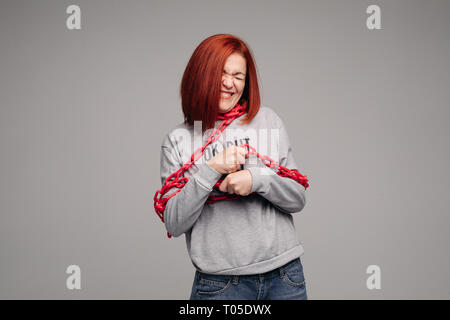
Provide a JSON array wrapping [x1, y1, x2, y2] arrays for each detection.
[[167, 121, 285, 175], [66, 265, 81, 290], [366, 5, 381, 30], [66, 5, 81, 30], [366, 265, 381, 290]]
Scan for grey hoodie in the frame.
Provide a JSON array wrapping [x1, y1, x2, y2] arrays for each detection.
[[159, 105, 307, 275]]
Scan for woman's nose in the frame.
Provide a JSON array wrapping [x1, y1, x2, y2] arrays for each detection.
[[222, 75, 233, 88]]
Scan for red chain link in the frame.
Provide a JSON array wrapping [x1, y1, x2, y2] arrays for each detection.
[[154, 103, 309, 238]]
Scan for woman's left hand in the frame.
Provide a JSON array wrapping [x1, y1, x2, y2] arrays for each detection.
[[218, 169, 253, 196]]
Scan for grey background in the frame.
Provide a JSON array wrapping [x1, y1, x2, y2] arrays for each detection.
[[0, 0, 449, 299]]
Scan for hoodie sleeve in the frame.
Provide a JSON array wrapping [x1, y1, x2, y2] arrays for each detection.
[[246, 120, 307, 215], [159, 135, 223, 237]]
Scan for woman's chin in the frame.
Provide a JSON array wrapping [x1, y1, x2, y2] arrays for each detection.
[[219, 101, 236, 113]]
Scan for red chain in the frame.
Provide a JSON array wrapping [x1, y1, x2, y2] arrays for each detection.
[[154, 103, 310, 238]]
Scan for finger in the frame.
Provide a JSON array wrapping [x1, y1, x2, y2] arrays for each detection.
[[233, 145, 239, 158], [219, 179, 227, 192], [227, 164, 239, 173], [236, 153, 246, 165], [225, 147, 237, 164], [227, 180, 234, 194], [236, 146, 248, 157], [226, 145, 238, 154]]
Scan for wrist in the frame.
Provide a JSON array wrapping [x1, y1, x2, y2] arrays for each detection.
[[207, 159, 220, 173]]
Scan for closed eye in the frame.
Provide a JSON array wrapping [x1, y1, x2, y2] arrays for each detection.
[[223, 71, 245, 81]]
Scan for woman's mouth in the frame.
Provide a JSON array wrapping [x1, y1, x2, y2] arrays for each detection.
[[221, 91, 235, 99]]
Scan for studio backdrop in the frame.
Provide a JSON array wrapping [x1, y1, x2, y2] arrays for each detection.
[[0, 0, 449, 299]]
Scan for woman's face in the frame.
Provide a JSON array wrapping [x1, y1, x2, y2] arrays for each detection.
[[219, 53, 247, 113]]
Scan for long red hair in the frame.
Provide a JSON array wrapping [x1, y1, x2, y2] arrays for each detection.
[[180, 34, 261, 133]]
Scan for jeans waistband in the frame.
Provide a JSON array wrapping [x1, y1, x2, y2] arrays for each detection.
[[198, 257, 302, 282]]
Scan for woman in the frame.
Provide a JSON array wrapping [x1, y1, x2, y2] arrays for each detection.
[[158, 34, 309, 300]]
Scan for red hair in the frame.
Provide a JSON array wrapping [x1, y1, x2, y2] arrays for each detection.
[[180, 34, 261, 133]]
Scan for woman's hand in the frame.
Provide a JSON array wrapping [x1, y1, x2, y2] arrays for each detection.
[[207, 145, 248, 174], [218, 169, 253, 196]]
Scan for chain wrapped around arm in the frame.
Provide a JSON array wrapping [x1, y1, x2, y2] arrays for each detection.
[[154, 104, 309, 238]]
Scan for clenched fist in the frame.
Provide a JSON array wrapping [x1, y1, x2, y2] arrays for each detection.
[[219, 169, 253, 196], [207, 145, 248, 174]]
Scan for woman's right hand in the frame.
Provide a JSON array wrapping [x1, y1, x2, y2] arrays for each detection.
[[207, 145, 248, 174]]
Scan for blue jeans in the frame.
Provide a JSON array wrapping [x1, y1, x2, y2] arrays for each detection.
[[190, 257, 308, 300]]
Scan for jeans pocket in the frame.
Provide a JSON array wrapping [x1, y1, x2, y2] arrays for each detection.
[[282, 259, 306, 288], [195, 272, 232, 296]]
